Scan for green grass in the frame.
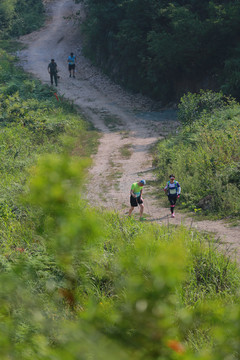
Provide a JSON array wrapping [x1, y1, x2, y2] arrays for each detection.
[[0, 46, 240, 359], [0, 40, 25, 52], [153, 91, 240, 219], [119, 144, 132, 158], [103, 113, 124, 130], [120, 130, 131, 139]]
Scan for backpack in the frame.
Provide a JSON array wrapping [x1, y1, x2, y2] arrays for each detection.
[[167, 180, 178, 195], [49, 62, 57, 73]]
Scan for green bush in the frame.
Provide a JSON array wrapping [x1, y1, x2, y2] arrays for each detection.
[[178, 90, 235, 126], [81, 0, 240, 101], [154, 91, 240, 217], [221, 45, 240, 98], [0, 158, 238, 358], [0, 116, 239, 358], [0, 0, 45, 39], [0, 46, 99, 253], [0, 23, 240, 359]]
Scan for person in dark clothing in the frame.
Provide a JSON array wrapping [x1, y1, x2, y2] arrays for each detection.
[[164, 174, 181, 218], [48, 59, 58, 86]]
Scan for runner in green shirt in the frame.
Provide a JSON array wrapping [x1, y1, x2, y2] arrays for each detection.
[[128, 180, 146, 220]]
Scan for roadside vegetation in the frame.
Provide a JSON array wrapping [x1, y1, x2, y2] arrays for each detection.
[[0, 0, 239, 358], [0, 0, 45, 39], [154, 90, 240, 219], [80, 0, 240, 102], [0, 47, 240, 358], [1, 151, 240, 358]]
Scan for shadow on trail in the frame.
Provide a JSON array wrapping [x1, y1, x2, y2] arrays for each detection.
[[135, 109, 177, 122], [146, 214, 170, 222]]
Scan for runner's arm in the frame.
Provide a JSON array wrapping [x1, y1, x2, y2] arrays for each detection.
[[177, 183, 181, 195], [130, 189, 137, 197]]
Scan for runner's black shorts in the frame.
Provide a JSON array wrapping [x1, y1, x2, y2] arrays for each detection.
[[130, 195, 143, 207], [68, 64, 75, 71], [168, 194, 178, 205]]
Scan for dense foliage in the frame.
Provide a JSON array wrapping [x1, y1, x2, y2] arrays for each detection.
[[0, 0, 44, 38], [1, 151, 240, 358], [80, 0, 240, 101], [154, 90, 240, 217], [0, 51, 239, 356], [0, 2, 239, 357], [0, 49, 98, 241]]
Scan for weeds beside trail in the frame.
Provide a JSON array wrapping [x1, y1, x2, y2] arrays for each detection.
[[1, 154, 240, 358], [0, 23, 240, 360], [154, 90, 240, 219], [0, 48, 98, 251], [0, 0, 45, 39]]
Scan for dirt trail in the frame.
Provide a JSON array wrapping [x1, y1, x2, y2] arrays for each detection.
[[19, 0, 240, 261]]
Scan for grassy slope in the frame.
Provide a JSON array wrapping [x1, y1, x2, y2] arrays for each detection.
[[0, 29, 239, 360], [154, 91, 240, 219]]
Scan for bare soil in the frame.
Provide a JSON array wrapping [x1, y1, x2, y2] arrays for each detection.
[[19, 0, 240, 261]]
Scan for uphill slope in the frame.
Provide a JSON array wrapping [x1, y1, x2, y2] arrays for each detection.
[[19, 0, 240, 261]]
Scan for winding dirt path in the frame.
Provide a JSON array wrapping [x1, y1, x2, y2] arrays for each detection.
[[19, 0, 240, 260]]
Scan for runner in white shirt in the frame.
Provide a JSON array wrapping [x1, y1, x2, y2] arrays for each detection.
[[164, 174, 181, 218]]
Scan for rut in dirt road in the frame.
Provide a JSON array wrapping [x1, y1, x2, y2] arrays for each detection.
[[18, 0, 240, 262]]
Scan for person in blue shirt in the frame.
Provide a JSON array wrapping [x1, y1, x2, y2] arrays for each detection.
[[164, 174, 181, 218], [68, 52, 76, 78]]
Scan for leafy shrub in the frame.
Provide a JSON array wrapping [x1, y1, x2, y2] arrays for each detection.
[[0, 45, 99, 255], [81, 0, 240, 101], [221, 45, 240, 99], [0, 23, 240, 359], [0, 0, 45, 39], [0, 158, 238, 358], [154, 91, 240, 217], [178, 90, 236, 126], [0, 128, 239, 358]]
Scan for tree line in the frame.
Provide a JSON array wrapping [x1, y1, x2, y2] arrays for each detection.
[[0, 2, 239, 357], [80, 0, 240, 102], [0, 0, 44, 38]]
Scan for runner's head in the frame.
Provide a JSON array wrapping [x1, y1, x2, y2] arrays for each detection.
[[51, 59, 55, 62], [70, 52, 73, 56], [139, 179, 146, 186], [169, 174, 175, 182]]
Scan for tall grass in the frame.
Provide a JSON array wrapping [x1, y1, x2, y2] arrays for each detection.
[[0, 48, 240, 358], [0, 48, 98, 251], [154, 91, 240, 218]]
